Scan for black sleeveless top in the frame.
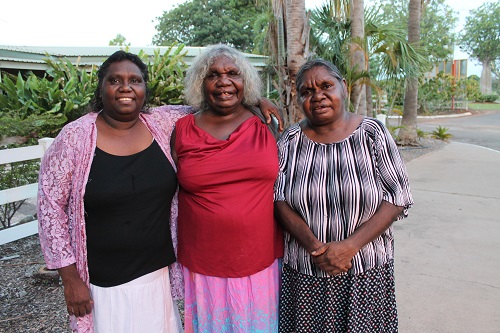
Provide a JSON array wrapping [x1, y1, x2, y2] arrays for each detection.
[[84, 140, 177, 287]]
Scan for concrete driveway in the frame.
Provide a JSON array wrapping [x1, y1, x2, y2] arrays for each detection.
[[395, 141, 500, 332]]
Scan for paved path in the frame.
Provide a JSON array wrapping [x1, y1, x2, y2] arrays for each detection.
[[417, 109, 500, 151], [395, 142, 500, 332]]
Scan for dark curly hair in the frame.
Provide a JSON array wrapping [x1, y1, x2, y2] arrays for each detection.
[[89, 50, 150, 112], [296, 59, 344, 90], [295, 59, 347, 101]]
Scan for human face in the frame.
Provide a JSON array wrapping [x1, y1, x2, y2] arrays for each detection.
[[101, 60, 146, 121], [203, 56, 245, 115], [298, 66, 347, 126]]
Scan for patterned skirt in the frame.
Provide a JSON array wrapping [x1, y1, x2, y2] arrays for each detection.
[[279, 260, 398, 333], [183, 259, 281, 333]]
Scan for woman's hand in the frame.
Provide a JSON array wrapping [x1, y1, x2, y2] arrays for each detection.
[[311, 241, 355, 276], [58, 264, 94, 317], [258, 98, 283, 132], [311, 202, 404, 276]]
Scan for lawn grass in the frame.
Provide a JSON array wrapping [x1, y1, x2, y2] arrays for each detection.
[[469, 102, 500, 110]]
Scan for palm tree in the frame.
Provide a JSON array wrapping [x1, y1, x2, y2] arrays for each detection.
[[311, 0, 367, 115], [350, 0, 367, 115], [309, 1, 351, 73], [309, 1, 428, 117], [268, 0, 309, 128], [398, 0, 421, 145], [309, 0, 369, 113], [365, 6, 428, 117], [286, 0, 308, 124]]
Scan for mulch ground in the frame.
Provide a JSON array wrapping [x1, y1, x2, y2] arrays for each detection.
[[0, 236, 68, 333]]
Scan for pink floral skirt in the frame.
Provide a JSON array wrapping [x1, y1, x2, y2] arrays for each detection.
[[183, 259, 281, 333]]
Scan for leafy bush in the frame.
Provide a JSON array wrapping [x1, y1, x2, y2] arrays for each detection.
[[476, 94, 499, 103], [417, 128, 428, 139], [418, 73, 454, 113], [45, 57, 98, 122], [140, 45, 188, 106], [418, 73, 480, 113], [0, 47, 188, 140], [431, 125, 453, 141], [0, 59, 97, 138], [461, 77, 481, 102], [387, 125, 404, 139]]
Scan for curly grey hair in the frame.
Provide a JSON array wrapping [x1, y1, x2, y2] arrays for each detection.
[[184, 44, 262, 110]]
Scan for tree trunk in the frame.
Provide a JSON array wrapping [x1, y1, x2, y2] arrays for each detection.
[[399, 0, 420, 146], [269, 0, 308, 129], [400, 78, 418, 144], [350, 0, 367, 115], [480, 60, 492, 94], [286, 0, 308, 124], [366, 62, 374, 117]]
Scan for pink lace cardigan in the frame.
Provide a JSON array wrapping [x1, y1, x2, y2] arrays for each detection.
[[37, 106, 192, 333]]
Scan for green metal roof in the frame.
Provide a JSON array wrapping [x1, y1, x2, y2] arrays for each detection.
[[0, 45, 269, 72]]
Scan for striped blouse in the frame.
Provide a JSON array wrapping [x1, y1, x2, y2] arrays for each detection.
[[274, 118, 413, 277]]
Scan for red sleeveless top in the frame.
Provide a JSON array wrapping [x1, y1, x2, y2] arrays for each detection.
[[175, 114, 283, 278]]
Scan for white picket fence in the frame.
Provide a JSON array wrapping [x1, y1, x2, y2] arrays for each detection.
[[0, 138, 54, 245]]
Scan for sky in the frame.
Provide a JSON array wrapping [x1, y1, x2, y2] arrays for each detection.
[[0, 0, 491, 75]]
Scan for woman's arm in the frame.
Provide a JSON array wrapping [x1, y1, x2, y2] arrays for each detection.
[[312, 201, 403, 274], [274, 201, 324, 255], [344, 201, 403, 253], [38, 134, 77, 269], [258, 97, 283, 132], [37, 127, 93, 316]]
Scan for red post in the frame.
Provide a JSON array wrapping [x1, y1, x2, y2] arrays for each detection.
[[451, 61, 456, 110]]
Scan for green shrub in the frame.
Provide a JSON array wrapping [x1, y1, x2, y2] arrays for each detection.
[[0, 58, 97, 138], [479, 94, 499, 103], [0, 47, 188, 140], [418, 73, 480, 113], [45, 57, 98, 122], [140, 45, 188, 106], [431, 125, 453, 141], [462, 77, 481, 102], [417, 128, 428, 139], [418, 72, 455, 113], [387, 125, 404, 139]]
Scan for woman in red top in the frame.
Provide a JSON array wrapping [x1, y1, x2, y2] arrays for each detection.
[[171, 44, 283, 333]]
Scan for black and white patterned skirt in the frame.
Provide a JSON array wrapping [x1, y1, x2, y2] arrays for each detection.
[[279, 260, 398, 333]]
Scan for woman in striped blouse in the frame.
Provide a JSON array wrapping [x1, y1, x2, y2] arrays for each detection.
[[274, 59, 413, 332]]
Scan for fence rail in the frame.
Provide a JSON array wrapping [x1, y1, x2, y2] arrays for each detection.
[[0, 138, 54, 245]]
